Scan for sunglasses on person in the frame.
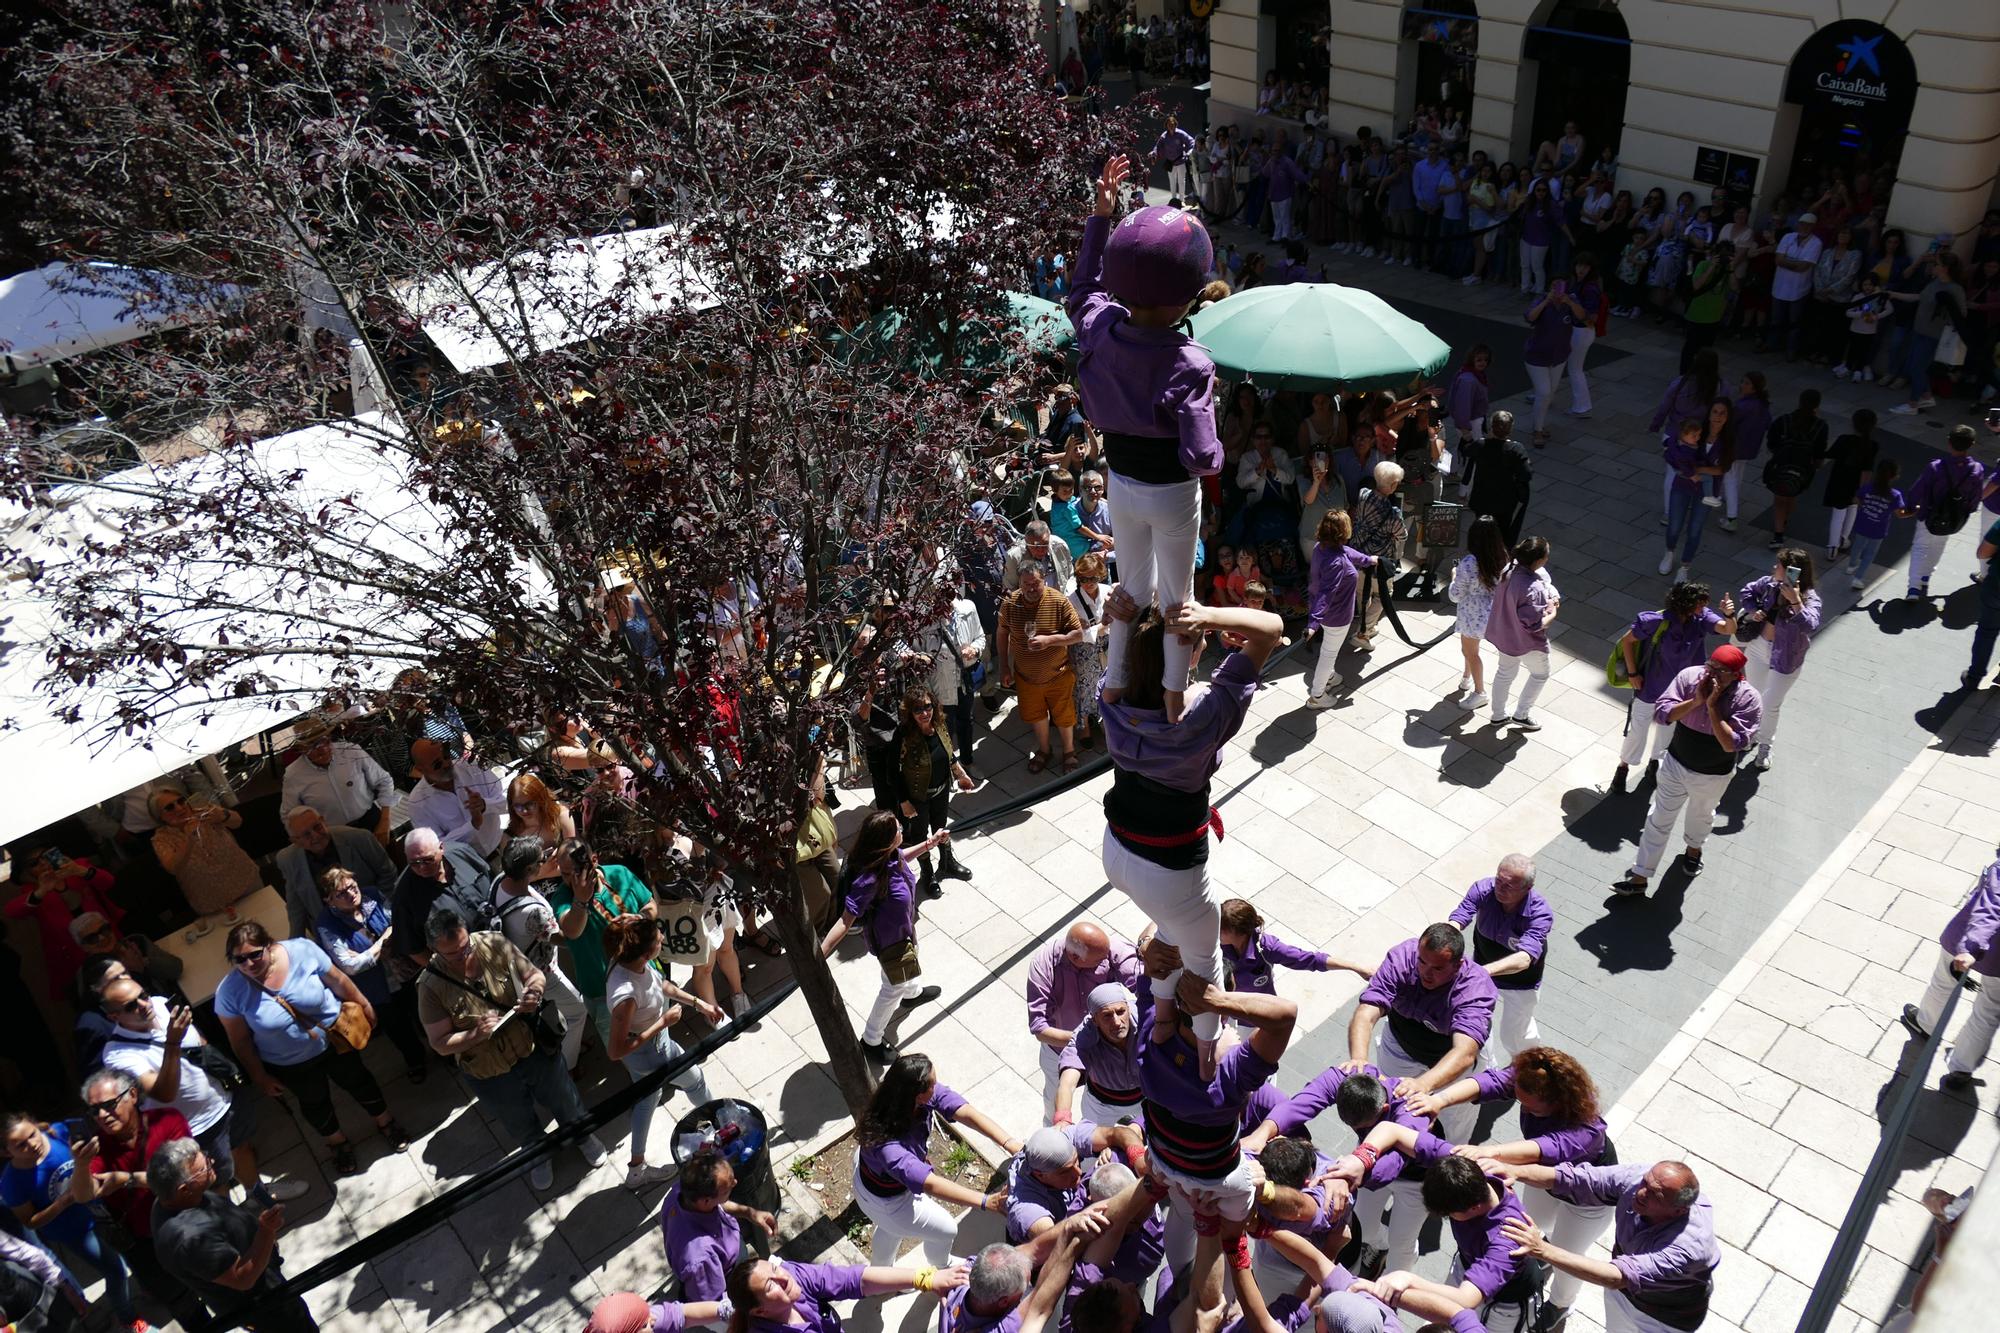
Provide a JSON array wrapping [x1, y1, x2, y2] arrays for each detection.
[[88, 1087, 134, 1117], [230, 947, 268, 967], [912, 704, 934, 715], [109, 996, 151, 1016]]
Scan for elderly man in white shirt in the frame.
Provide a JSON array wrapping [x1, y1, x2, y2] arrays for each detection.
[[405, 738, 506, 859], [279, 717, 396, 840]]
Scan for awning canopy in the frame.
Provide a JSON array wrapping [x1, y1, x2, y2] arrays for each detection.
[[0, 262, 234, 375]]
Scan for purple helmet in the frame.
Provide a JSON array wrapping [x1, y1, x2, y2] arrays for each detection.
[[1102, 206, 1213, 309]]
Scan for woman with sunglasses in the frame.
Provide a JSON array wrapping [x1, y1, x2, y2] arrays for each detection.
[[3, 845, 123, 1002], [149, 786, 261, 918], [894, 686, 975, 898], [214, 920, 408, 1177]]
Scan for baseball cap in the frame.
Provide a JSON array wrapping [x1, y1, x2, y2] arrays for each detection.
[[1796, 211, 1817, 225], [1709, 645, 1748, 671]]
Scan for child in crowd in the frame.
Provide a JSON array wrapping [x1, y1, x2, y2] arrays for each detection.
[[1069, 153, 1221, 725], [1225, 545, 1261, 606], [1209, 544, 1239, 605], [1223, 581, 1289, 652], [1821, 408, 1880, 560], [1846, 458, 1904, 591], [1303, 508, 1378, 707], [1045, 468, 1089, 559], [1219, 898, 1373, 995], [1075, 470, 1115, 562], [1838, 273, 1889, 383]]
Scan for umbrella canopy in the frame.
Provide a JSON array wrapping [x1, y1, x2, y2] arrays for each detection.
[[1187, 283, 1450, 392], [1001, 292, 1074, 358], [830, 291, 1074, 374]]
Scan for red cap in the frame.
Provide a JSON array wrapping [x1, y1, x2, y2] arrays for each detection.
[[1709, 645, 1748, 670]]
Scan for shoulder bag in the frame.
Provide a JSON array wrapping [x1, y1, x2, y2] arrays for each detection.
[[104, 1026, 247, 1092], [257, 979, 372, 1056], [424, 954, 568, 1058]]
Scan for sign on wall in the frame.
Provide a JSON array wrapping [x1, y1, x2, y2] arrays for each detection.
[[1782, 19, 1917, 125], [1692, 146, 1727, 186]]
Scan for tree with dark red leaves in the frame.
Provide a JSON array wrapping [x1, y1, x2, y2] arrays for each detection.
[[2, 0, 1141, 1115]]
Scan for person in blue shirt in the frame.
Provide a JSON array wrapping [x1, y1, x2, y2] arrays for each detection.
[[1, 1113, 134, 1327], [1047, 469, 1090, 559]]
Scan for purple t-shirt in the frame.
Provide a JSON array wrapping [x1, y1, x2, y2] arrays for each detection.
[[1108, 1200, 1170, 1288], [1068, 214, 1223, 476], [1060, 1021, 1143, 1098], [1218, 1267, 1396, 1333], [1251, 1146, 1349, 1240], [1471, 1066, 1607, 1165], [1483, 566, 1553, 657], [857, 1083, 967, 1196], [1626, 608, 1727, 704], [1734, 576, 1822, 676], [746, 1263, 868, 1333], [1731, 393, 1772, 462], [1307, 543, 1376, 630], [1266, 1064, 1428, 1190], [1552, 1163, 1719, 1301], [1664, 435, 1722, 497], [1905, 453, 1985, 518], [1939, 859, 2000, 979], [1360, 939, 1497, 1051], [1852, 483, 1906, 540], [1140, 1013, 1280, 1125], [1448, 878, 1554, 991], [843, 859, 918, 954], [1523, 300, 1573, 367], [660, 1182, 742, 1301], [1652, 665, 1761, 744], [1225, 930, 1325, 995], [1402, 1133, 1529, 1298], [1004, 1121, 1099, 1242], [1101, 652, 1260, 792]]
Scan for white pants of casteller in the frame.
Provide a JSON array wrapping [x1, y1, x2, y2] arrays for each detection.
[[1103, 828, 1221, 1041], [1082, 1087, 1138, 1127], [1490, 988, 1542, 1064], [1374, 1027, 1488, 1143], [1910, 525, 1951, 590], [1271, 197, 1296, 242], [1565, 327, 1596, 415], [1490, 649, 1550, 722], [545, 959, 589, 1070], [1309, 622, 1352, 698], [1168, 161, 1192, 199], [1604, 1289, 1691, 1333], [1721, 460, 1745, 520], [851, 1164, 957, 1266], [863, 971, 923, 1045], [1104, 472, 1201, 695], [1039, 1043, 1063, 1121], [1629, 752, 1730, 879], [1353, 1176, 1424, 1277], [1742, 635, 1799, 756], [1916, 949, 2000, 1076], [1618, 693, 1671, 768], [1523, 1183, 1611, 1309]]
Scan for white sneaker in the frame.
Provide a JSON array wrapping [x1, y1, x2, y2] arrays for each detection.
[[1402, 258, 1413, 267], [1677, 564, 1691, 583], [1749, 747, 1771, 771], [580, 1135, 609, 1168], [732, 993, 753, 1020], [1364, 247, 1377, 258], [1382, 253, 1395, 265], [1459, 691, 1488, 711], [625, 1162, 675, 1190], [529, 1160, 555, 1192], [1832, 365, 1850, 379], [1858, 367, 1874, 383], [1850, 577, 1865, 591], [1458, 674, 1474, 695], [1700, 495, 1722, 508], [1890, 402, 1919, 415], [1305, 692, 1335, 710], [1462, 274, 1479, 286], [1657, 550, 1677, 575]]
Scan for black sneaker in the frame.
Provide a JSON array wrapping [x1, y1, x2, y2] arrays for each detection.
[[1899, 1004, 1930, 1040], [330, 1141, 361, 1178], [899, 985, 943, 1012], [1767, 534, 1784, 550], [938, 860, 974, 882], [1678, 850, 1704, 877], [861, 1039, 897, 1063], [1610, 765, 1629, 795], [1534, 1304, 1571, 1333], [1510, 716, 1541, 732], [1355, 1244, 1386, 1280], [1643, 759, 1659, 784], [918, 877, 942, 901], [1941, 1070, 1973, 1092], [1610, 875, 1648, 897]]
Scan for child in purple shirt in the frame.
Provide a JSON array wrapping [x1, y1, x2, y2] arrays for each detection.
[[1220, 897, 1374, 996], [1303, 508, 1379, 706], [1846, 458, 1904, 590], [1070, 154, 1221, 723]]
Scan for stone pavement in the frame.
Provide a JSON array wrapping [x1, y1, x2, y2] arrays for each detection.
[[241, 208, 2000, 1333]]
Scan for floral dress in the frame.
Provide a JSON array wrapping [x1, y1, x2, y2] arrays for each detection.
[[1449, 555, 1499, 638], [1068, 583, 1109, 722]]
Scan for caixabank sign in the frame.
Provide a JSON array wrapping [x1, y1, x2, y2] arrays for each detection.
[[1784, 19, 1918, 126]]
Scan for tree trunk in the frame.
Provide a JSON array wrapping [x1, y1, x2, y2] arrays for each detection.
[[765, 868, 877, 1120]]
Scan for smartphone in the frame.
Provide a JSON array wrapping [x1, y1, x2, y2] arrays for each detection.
[[40, 848, 65, 870], [1313, 451, 1330, 471], [62, 1118, 90, 1146], [1987, 407, 2000, 428], [1784, 565, 1802, 586]]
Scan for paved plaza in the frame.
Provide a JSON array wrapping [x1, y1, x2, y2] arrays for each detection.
[[189, 208, 2000, 1333]]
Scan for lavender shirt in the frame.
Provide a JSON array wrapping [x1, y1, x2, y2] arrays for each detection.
[[857, 1083, 967, 1195], [1217, 1266, 1398, 1333], [1251, 1146, 1349, 1241], [1483, 566, 1555, 658], [1905, 453, 1985, 518], [1139, 1015, 1280, 1124], [1005, 1121, 1098, 1241], [1523, 300, 1573, 367], [1734, 576, 1822, 676], [660, 1181, 741, 1301], [1060, 1021, 1142, 1096], [1266, 1064, 1429, 1190], [1664, 434, 1722, 497], [1225, 930, 1326, 995], [1731, 393, 1772, 462], [1649, 376, 1709, 440], [1108, 1200, 1170, 1288], [1552, 1163, 1719, 1300], [1938, 859, 2000, 979], [1627, 608, 1726, 704], [939, 1285, 1023, 1333], [1448, 370, 1490, 436], [1359, 939, 1497, 1050], [1307, 543, 1376, 630], [1652, 665, 1761, 744], [1449, 878, 1554, 991], [1471, 1066, 1608, 1165], [1101, 652, 1260, 792], [1153, 127, 1196, 165], [1404, 1133, 1530, 1299], [843, 859, 918, 954], [1266, 154, 1309, 204], [1068, 214, 1223, 476], [746, 1263, 867, 1333], [1026, 934, 1144, 1038]]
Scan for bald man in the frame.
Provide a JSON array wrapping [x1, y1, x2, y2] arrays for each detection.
[[1489, 1159, 1718, 1333], [405, 738, 507, 858], [1026, 921, 1144, 1120]]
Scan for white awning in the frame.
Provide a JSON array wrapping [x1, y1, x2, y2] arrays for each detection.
[[0, 262, 233, 374]]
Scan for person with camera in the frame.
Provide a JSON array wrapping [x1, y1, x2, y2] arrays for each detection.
[[1732, 549, 1820, 773], [417, 906, 610, 1192], [490, 835, 592, 1069]]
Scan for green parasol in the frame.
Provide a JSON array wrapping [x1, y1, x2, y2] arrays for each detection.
[[829, 291, 1074, 374], [1001, 291, 1075, 358], [1186, 283, 1451, 392]]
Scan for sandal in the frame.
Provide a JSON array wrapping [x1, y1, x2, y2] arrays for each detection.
[[1061, 753, 1081, 774], [330, 1141, 360, 1178], [1026, 752, 1050, 774], [742, 927, 784, 957]]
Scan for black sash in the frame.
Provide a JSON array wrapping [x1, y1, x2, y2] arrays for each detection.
[[1103, 431, 1192, 485], [1142, 1098, 1240, 1179], [1472, 923, 1545, 991], [1667, 721, 1734, 776], [1104, 769, 1212, 870], [1086, 1079, 1144, 1106], [1386, 1009, 1454, 1067]]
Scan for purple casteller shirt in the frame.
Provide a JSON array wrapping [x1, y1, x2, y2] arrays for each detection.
[[1653, 665, 1761, 742], [1061, 1020, 1143, 1100], [843, 859, 918, 953], [660, 1181, 742, 1301], [1005, 1120, 1100, 1242], [1101, 652, 1260, 792], [1448, 370, 1490, 438], [639, 1302, 704, 1333], [1307, 544, 1377, 630], [1523, 300, 1573, 368], [1138, 992, 1281, 1173], [1449, 878, 1554, 992], [1664, 434, 1722, 497], [1551, 1163, 1719, 1302], [1067, 214, 1222, 477], [1938, 858, 2000, 979], [1471, 1067, 1607, 1165], [1251, 1145, 1350, 1241], [1027, 934, 1144, 1041], [1062, 1259, 1175, 1333], [1266, 154, 1309, 204], [1403, 1133, 1532, 1300], [1627, 608, 1727, 704], [1735, 576, 1822, 676], [857, 1084, 966, 1197], [1484, 566, 1554, 658], [1240, 1081, 1285, 1137], [1153, 127, 1196, 165], [1904, 453, 1985, 519], [939, 1284, 1023, 1333], [1217, 1265, 1401, 1333], [1360, 939, 1497, 1052], [1107, 1200, 1170, 1288], [1265, 1064, 1429, 1190], [1225, 930, 1327, 995], [745, 1263, 867, 1333], [1731, 392, 1772, 463]]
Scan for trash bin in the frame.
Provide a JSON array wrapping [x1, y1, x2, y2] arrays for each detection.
[[673, 1098, 779, 1257]]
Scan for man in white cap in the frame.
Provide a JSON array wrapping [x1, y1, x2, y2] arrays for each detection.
[[1027, 922, 1145, 1120], [1054, 983, 1144, 1128], [278, 716, 396, 842], [1005, 1121, 1145, 1243], [1765, 211, 1823, 360]]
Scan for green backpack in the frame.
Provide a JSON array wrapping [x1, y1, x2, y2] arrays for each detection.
[[1606, 620, 1668, 690]]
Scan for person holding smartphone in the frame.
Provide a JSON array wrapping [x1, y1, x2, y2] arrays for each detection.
[[1734, 549, 1822, 772], [3, 847, 123, 1002]]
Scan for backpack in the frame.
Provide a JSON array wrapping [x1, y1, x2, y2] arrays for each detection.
[[1924, 461, 1974, 536], [1606, 619, 1668, 690]]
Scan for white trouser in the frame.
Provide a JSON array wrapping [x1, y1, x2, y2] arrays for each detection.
[[1523, 1183, 1611, 1309], [1721, 460, 1744, 520], [1039, 1043, 1063, 1121], [1448, 1253, 1538, 1331], [1271, 197, 1296, 241], [1525, 361, 1565, 432], [1604, 1288, 1693, 1333], [862, 969, 923, 1044], [1309, 622, 1352, 698], [1565, 327, 1595, 414], [1156, 1153, 1257, 1222], [852, 1164, 958, 1266], [1829, 505, 1859, 548], [1490, 649, 1551, 722], [1618, 693, 1671, 768], [1082, 1088, 1140, 1127], [1629, 752, 1731, 879], [1910, 525, 1951, 589], [1103, 828, 1221, 1041], [1519, 243, 1548, 293], [1916, 949, 2000, 1076], [1490, 987, 1541, 1064], [1104, 472, 1202, 695], [1741, 635, 1798, 755], [1352, 1176, 1424, 1276], [544, 959, 589, 1070], [1374, 1027, 1487, 1143], [1252, 1240, 1312, 1302], [1168, 161, 1192, 198]]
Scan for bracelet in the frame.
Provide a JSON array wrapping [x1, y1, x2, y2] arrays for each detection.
[[1354, 1144, 1380, 1170], [912, 1265, 937, 1292]]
